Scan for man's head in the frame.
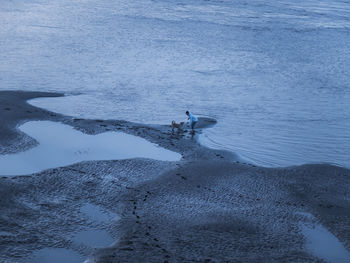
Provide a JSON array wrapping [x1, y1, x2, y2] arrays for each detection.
[[186, 111, 189, 116]]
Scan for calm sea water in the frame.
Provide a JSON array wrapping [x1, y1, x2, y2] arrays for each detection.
[[1, 0, 350, 167]]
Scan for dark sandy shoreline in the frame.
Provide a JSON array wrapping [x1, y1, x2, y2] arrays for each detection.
[[0, 91, 349, 263]]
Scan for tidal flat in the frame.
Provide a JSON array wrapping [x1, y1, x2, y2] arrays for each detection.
[[0, 91, 349, 262]]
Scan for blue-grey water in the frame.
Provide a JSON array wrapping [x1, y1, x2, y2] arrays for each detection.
[[1, 0, 350, 168], [298, 212, 350, 263], [0, 121, 181, 176]]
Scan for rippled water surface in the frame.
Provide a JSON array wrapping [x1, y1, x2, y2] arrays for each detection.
[[1, 0, 350, 167]]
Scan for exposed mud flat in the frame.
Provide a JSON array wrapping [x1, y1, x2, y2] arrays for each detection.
[[0, 91, 350, 262]]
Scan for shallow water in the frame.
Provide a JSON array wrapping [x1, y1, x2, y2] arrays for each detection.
[[77, 204, 118, 247], [81, 203, 120, 223], [0, 121, 181, 176], [26, 248, 85, 263], [73, 229, 114, 247], [299, 212, 350, 263], [2, 0, 350, 167]]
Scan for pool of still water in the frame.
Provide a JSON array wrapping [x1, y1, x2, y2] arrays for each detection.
[[26, 248, 85, 263], [26, 203, 120, 262], [298, 212, 350, 263], [73, 229, 114, 248], [81, 203, 120, 223], [0, 121, 181, 176]]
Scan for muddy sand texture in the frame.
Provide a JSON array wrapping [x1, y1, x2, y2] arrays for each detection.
[[0, 91, 349, 263]]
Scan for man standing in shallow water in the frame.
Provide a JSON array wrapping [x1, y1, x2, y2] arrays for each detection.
[[186, 111, 198, 133]]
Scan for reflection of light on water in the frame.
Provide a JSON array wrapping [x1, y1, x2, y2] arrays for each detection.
[[298, 212, 350, 263], [81, 203, 120, 223], [73, 229, 114, 248], [74, 148, 91, 155], [0, 121, 181, 176], [3, 0, 350, 168], [26, 248, 85, 263], [78, 203, 120, 261], [27, 203, 120, 262]]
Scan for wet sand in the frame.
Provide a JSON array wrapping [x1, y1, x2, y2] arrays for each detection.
[[0, 91, 349, 262]]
